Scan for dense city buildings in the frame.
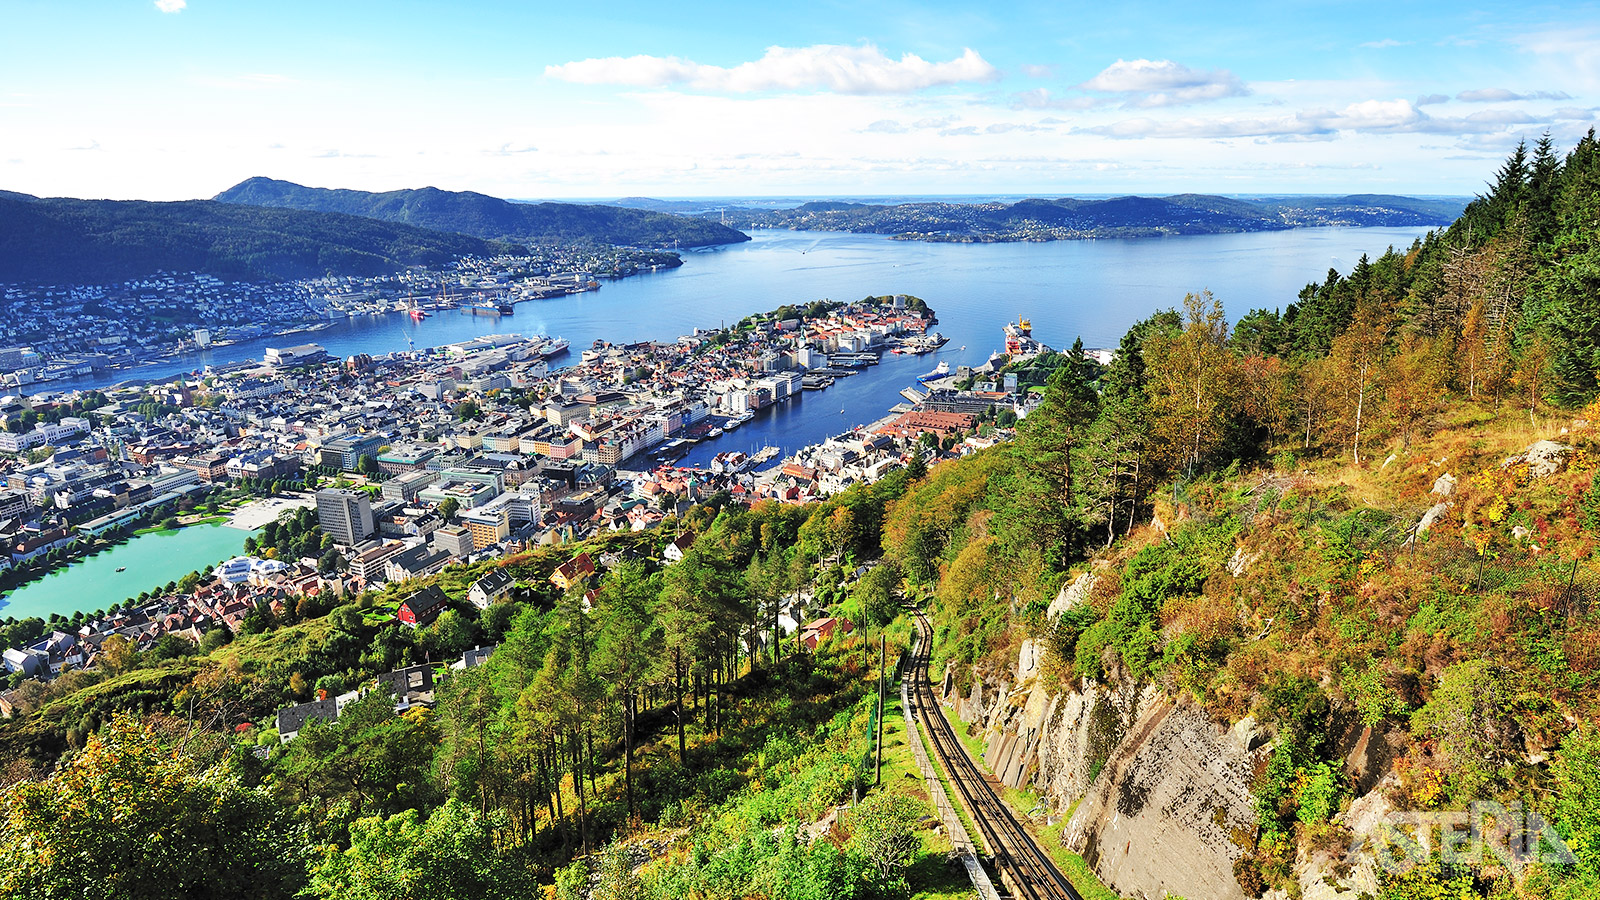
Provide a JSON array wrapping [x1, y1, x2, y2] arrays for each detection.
[[0, 295, 1042, 699]]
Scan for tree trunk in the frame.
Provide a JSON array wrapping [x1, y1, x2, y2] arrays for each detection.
[[1352, 363, 1366, 465], [572, 731, 590, 859], [549, 735, 565, 850], [624, 690, 636, 820], [675, 647, 687, 766], [586, 728, 597, 797]]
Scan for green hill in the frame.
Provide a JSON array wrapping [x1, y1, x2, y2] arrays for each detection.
[[0, 193, 516, 284], [214, 177, 751, 248]]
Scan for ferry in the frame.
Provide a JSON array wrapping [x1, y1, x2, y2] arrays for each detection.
[[900, 332, 948, 354], [539, 337, 570, 358], [917, 361, 951, 383]]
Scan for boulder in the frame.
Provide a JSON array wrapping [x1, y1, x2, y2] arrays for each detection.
[[1430, 473, 1456, 497], [1504, 440, 1572, 478], [1229, 714, 1269, 753], [1047, 572, 1097, 620], [1411, 502, 1450, 540]]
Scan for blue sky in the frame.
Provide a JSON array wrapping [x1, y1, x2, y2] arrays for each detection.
[[3, 0, 1598, 199]]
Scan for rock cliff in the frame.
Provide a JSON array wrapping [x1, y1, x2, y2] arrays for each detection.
[[941, 574, 1404, 900]]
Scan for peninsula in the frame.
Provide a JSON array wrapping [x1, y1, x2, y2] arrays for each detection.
[[712, 193, 1467, 242]]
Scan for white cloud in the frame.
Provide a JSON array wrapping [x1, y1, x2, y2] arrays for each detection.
[[1080, 58, 1248, 107], [1456, 87, 1571, 102], [1080, 98, 1552, 140], [154, 0, 186, 13], [1008, 88, 1109, 111], [544, 44, 998, 94], [1021, 64, 1056, 79], [1359, 39, 1409, 49], [1416, 93, 1450, 106], [484, 143, 538, 156], [1512, 28, 1600, 92]]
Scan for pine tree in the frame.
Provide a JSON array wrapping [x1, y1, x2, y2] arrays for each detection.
[[1529, 132, 1563, 245], [999, 338, 1100, 567]]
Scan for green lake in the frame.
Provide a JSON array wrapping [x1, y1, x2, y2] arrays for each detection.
[[0, 524, 249, 622]]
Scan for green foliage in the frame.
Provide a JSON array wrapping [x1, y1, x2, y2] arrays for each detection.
[[307, 799, 529, 900], [1553, 724, 1600, 879], [0, 716, 306, 900], [1375, 855, 1483, 900], [848, 791, 928, 879], [1411, 661, 1549, 801], [1075, 519, 1235, 681], [1341, 663, 1410, 726], [852, 561, 902, 628], [275, 694, 440, 820]]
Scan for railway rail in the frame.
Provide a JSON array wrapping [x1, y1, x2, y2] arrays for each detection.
[[907, 609, 1083, 900]]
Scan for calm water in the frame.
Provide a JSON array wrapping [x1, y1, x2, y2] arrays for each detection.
[[63, 226, 1431, 467], [0, 524, 246, 622]]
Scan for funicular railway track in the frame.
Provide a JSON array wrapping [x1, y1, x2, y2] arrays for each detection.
[[908, 610, 1083, 900]]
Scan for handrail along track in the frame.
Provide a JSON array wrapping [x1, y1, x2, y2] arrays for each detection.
[[907, 609, 1082, 900]]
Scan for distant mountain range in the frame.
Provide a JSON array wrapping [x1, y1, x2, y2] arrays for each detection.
[[0, 181, 1463, 286], [214, 178, 750, 249], [0, 192, 517, 284], [698, 193, 1469, 241]]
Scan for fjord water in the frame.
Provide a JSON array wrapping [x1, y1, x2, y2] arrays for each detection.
[[0, 523, 246, 622], [86, 228, 1431, 460], [14, 227, 1430, 617]]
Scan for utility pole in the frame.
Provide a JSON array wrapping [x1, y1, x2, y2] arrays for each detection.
[[876, 634, 885, 785]]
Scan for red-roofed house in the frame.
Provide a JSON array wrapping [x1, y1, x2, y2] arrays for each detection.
[[551, 552, 595, 590]]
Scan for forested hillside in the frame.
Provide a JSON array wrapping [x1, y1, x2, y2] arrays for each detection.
[[1, 133, 1598, 900], [0, 193, 517, 283], [876, 130, 1600, 899], [214, 178, 752, 249]]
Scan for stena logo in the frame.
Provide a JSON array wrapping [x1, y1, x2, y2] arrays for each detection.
[[1351, 801, 1576, 875]]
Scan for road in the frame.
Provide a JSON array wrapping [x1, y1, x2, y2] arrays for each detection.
[[907, 609, 1084, 900]]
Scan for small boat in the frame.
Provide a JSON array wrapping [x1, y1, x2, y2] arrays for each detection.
[[116, 566, 126, 572]]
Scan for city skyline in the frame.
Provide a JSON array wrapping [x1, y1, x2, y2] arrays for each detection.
[[3, 0, 1597, 200]]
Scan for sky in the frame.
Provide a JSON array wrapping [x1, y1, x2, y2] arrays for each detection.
[[3, 0, 1598, 200]]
